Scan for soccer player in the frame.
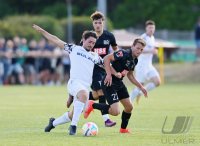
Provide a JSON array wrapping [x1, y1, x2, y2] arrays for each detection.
[[84, 38, 148, 133], [130, 20, 161, 103], [32, 24, 103, 135], [67, 11, 118, 127]]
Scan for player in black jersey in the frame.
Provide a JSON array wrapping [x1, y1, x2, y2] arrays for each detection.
[[84, 38, 148, 133], [67, 11, 118, 127]]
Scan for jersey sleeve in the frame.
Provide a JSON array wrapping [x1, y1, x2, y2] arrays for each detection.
[[64, 43, 75, 54], [113, 50, 125, 61], [109, 33, 117, 47]]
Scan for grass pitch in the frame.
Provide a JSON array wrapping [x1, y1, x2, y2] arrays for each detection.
[[0, 84, 200, 146]]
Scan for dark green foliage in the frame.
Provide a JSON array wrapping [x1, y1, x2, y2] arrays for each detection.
[[0, 15, 64, 40], [60, 16, 113, 43]]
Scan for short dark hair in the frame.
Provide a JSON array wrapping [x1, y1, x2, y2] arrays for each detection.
[[90, 11, 105, 21], [133, 38, 146, 47], [82, 30, 97, 40], [145, 20, 155, 27]]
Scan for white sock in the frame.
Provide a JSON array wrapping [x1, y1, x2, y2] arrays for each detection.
[[102, 114, 109, 122], [53, 112, 71, 127], [130, 87, 141, 102], [145, 82, 156, 91], [71, 100, 85, 126]]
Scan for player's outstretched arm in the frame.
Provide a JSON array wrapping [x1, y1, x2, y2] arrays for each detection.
[[32, 24, 66, 49], [127, 71, 148, 97]]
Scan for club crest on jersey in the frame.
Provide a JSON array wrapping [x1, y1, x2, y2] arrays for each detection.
[[116, 51, 123, 57], [103, 40, 110, 45]]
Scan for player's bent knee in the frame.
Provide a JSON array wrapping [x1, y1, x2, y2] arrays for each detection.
[[112, 111, 120, 116], [110, 108, 120, 116], [125, 105, 133, 113]]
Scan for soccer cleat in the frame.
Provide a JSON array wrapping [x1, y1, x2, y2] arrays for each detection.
[[105, 119, 116, 127], [68, 125, 77, 135], [67, 95, 74, 108], [119, 128, 131, 133], [84, 100, 94, 119], [44, 118, 55, 132]]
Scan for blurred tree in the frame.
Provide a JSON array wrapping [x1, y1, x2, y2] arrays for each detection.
[[41, 3, 67, 19], [111, 0, 200, 30], [0, 0, 15, 18], [0, 15, 64, 40], [0, 0, 200, 30]]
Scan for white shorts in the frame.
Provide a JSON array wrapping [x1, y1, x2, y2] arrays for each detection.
[[67, 79, 90, 101], [135, 65, 160, 83]]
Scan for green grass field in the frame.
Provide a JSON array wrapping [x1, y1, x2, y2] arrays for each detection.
[[0, 84, 200, 146]]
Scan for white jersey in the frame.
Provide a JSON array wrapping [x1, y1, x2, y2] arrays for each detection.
[[137, 33, 155, 67], [135, 33, 159, 82], [64, 43, 103, 86]]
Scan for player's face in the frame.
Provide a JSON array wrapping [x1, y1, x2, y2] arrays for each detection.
[[82, 36, 97, 51], [132, 43, 144, 57], [93, 19, 104, 33], [146, 24, 155, 36]]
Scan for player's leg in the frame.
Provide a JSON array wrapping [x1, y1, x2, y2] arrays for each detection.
[[66, 94, 73, 108], [136, 67, 161, 103], [130, 67, 146, 102], [84, 85, 120, 119], [69, 89, 88, 135], [96, 89, 116, 127], [66, 83, 99, 109], [91, 75, 116, 127], [118, 85, 132, 133], [44, 110, 73, 132], [119, 98, 133, 133]]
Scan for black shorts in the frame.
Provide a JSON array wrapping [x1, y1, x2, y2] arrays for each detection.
[[101, 77, 129, 105], [91, 65, 106, 91]]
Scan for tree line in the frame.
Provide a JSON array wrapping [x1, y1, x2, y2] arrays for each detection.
[[0, 0, 200, 30]]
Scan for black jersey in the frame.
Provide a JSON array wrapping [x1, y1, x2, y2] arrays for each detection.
[[112, 49, 138, 80], [92, 30, 117, 58]]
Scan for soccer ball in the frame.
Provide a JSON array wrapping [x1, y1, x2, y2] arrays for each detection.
[[82, 122, 98, 136]]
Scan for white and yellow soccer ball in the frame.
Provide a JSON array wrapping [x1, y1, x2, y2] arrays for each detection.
[[82, 122, 98, 136]]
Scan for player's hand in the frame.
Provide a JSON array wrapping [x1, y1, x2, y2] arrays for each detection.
[[104, 74, 112, 86], [121, 70, 129, 76], [115, 72, 122, 78], [32, 24, 44, 33], [140, 87, 148, 98]]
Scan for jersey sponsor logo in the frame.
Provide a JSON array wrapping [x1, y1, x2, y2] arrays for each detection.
[[77, 52, 96, 63], [93, 48, 107, 55], [103, 40, 110, 45], [116, 51, 123, 57], [76, 52, 103, 67]]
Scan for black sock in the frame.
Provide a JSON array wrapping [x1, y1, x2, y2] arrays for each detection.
[[121, 111, 132, 129], [99, 95, 106, 103], [99, 95, 106, 115], [89, 92, 95, 100], [92, 103, 110, 115]]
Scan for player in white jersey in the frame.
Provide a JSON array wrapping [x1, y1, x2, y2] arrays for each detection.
[[130, 20, 161, 103], [33, 24, 114, 135]]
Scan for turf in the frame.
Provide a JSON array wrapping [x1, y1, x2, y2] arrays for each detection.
[[0, 84, 200, 146]]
